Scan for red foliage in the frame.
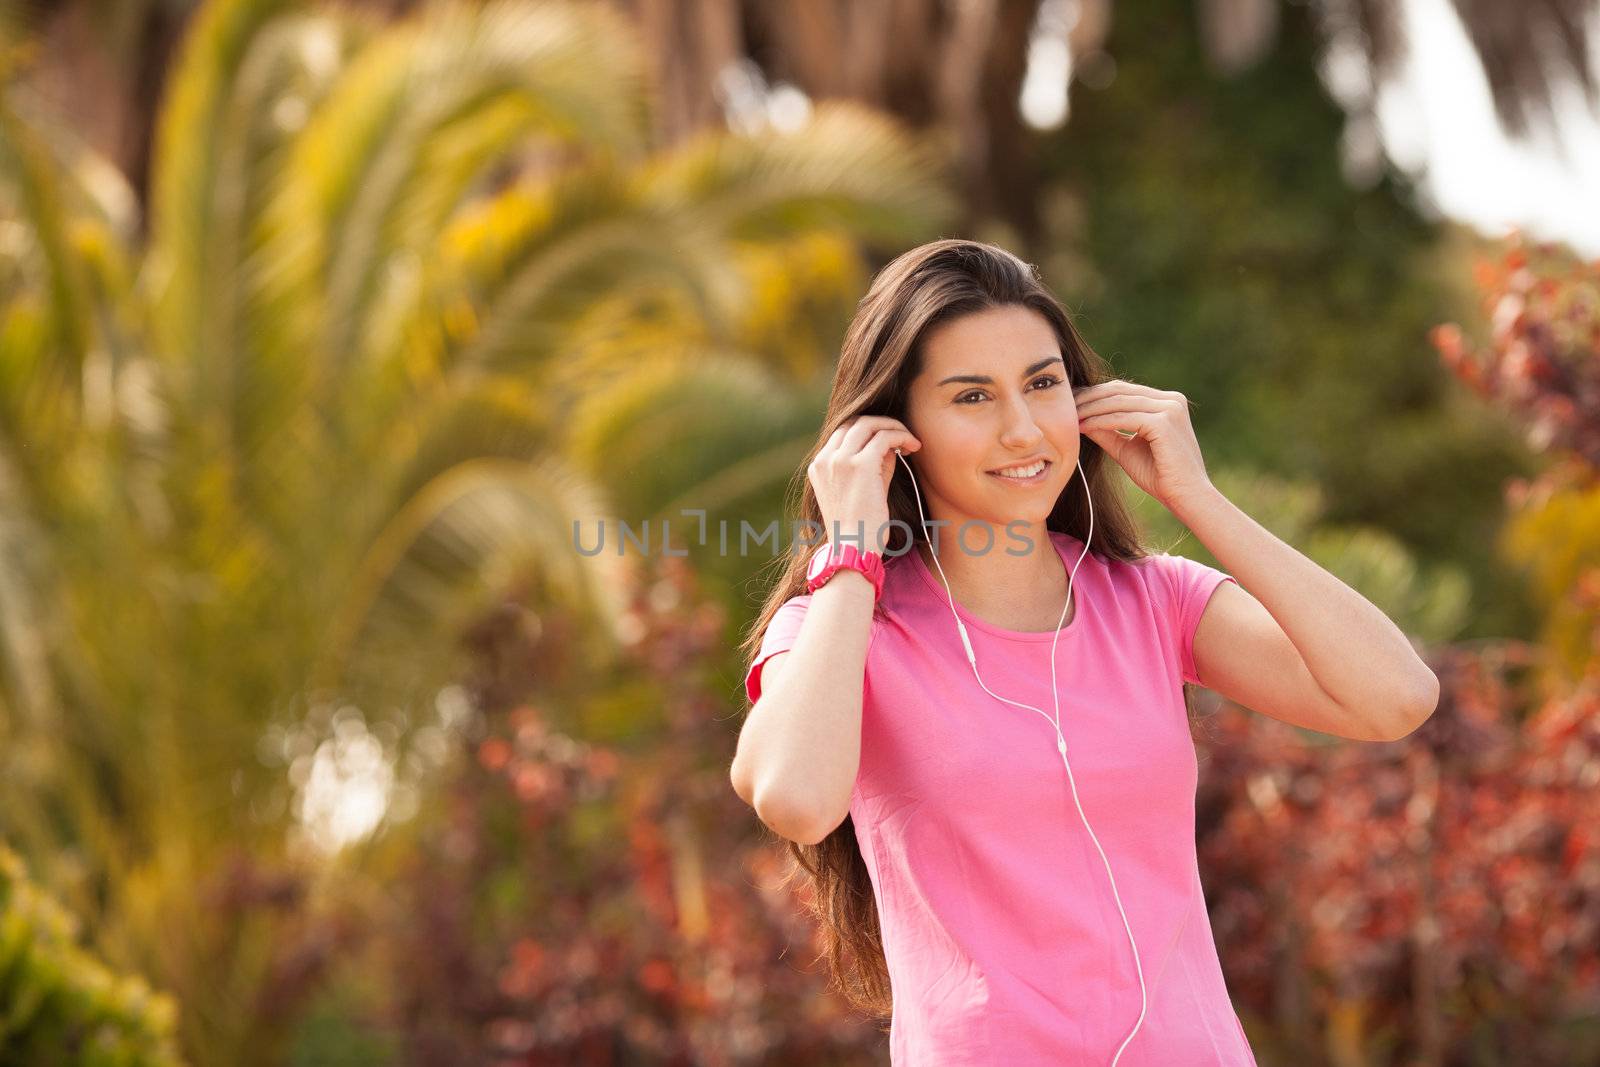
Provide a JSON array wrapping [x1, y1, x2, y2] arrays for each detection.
[[1197, 640, 1600, 1062], [1430, 231, 1600, 493], [377, 556, 886, 1065]]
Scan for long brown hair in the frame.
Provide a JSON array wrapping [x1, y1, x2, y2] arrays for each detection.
[[738, 238, 1180, 1027]]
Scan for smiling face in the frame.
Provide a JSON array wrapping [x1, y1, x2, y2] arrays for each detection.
[[902, 304, 1081, 543]]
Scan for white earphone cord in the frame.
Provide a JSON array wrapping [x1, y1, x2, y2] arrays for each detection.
[[892, 448, 1147, 1066]]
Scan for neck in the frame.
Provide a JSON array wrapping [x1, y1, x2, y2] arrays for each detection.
[[917, 519, 1060, 593]]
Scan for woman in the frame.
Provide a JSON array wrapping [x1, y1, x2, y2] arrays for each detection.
[[729, 239, 1438, 1065]]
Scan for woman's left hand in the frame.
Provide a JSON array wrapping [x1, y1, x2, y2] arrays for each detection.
[[1073, 380, 1214, 510]]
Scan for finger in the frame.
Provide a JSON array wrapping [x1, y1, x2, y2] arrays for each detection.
[[818, 422, 852, 458], [1080, 410, 1153, 435], [1072, 378, 1120, 399], [862, 428, 918, 461], [1075, 395, 1167, 419], [1116, 382, 1174, 403], [1075, 383, 1164, 404], [840, 416, 909, 456]]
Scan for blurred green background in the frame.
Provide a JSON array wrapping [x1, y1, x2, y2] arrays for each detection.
[[1, 0, 1597, 1063]]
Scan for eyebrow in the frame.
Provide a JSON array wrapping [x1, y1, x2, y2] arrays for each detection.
[[937, 356, 1066, 387]]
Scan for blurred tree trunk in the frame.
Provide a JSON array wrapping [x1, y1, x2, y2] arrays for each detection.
[[620, 0, 743, 143], [13, 0, 191, 221], [947, 0, 1044, 249], [612, 0, 1051, 257], [123, 3, 188, 217]]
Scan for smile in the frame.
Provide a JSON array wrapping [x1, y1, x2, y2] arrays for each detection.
[[988, 459, 1051, 485]]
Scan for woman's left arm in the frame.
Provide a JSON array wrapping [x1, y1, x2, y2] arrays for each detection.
[[1075, 379, 1440, 743], [1171, 484, 1441, 742]]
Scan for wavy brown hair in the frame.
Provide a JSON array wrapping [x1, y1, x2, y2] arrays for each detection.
[[738, 238, 1192, 1028]]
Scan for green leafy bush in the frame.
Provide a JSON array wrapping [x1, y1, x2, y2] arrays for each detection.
[[0, 845, 185, 1067]]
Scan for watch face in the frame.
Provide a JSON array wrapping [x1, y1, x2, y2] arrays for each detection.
[[806, 543, 833, 581]]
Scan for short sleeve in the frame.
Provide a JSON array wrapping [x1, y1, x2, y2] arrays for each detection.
[[1151, 552, 1237, 687], [743, 594, 813, 704]]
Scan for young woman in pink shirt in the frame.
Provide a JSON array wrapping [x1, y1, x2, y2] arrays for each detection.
[[730, 239, 1439, 1065]]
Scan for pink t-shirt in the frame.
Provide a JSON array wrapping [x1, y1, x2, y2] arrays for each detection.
[[744, 530, 1256, 1066]]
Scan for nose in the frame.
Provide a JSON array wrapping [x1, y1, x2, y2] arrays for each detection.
[[999, 396, 1044, 450]]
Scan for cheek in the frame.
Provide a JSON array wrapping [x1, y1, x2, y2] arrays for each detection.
[[912, 437, 983, 492], [933, 428, 989, 472]]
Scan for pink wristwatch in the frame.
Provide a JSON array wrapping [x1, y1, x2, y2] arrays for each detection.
[[805, 541, 886, 601]]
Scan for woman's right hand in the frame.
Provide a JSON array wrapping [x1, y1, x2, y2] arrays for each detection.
[[808, 416, 921, 552]]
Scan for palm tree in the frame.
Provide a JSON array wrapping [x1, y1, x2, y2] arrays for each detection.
[[0, 0, 955, 1061]]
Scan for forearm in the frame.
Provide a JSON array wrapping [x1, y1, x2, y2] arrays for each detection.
[[1170, 483, 1440, 732], [732, 571, 873, 842]]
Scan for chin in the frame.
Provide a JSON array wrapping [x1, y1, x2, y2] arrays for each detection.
[[971, 500, 1054, 528]]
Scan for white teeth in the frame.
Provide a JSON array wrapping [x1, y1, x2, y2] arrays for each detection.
[[992, 460, 1046, 479]]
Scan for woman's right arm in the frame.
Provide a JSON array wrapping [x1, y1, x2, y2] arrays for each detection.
[[730, 570, 877, 845], [729, 414, 920, 845]]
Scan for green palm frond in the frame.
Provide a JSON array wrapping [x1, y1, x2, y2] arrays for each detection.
[[722, 231, 868, 380], [313, 453, 627, 709], [0, 443, 62, 733], [260, 0, 647, 401], [639, 98, 958, 246], [146, 0, 292, 413], [567, 354, 822, 523], [412, 163, 730, 381], [196, 12, 364, 476], [0, 84, 149, 572], [367, 373, 558, 511], [0, 86, 92, 381], [315, 373, 559, 583], [410, 101, 954, 386]]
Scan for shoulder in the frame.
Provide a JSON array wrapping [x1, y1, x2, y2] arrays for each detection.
[[1061, 539, 1183, 609], [1120, 548, 1237, 639], [1131, 547, 1229, 590], [1110, 545, 1183, 582]]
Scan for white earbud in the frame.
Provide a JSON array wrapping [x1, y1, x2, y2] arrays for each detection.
[[891, 447, 1148, 1066]]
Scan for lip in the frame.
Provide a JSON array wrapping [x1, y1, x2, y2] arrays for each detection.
[[987, 458, 1052, 485]]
